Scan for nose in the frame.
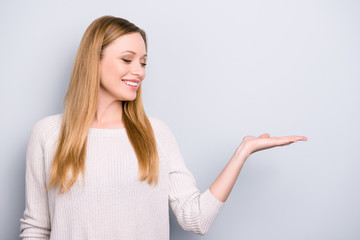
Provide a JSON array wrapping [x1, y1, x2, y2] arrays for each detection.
[[130, 61, 145, 78]]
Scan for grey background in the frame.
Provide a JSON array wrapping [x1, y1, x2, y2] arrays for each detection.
[[1, 0, 359, 239]]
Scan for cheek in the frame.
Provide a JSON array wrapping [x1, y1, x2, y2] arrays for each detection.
[[100, 61, 125, 81]]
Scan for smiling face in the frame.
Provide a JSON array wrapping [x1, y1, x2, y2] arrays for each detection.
[[99, 32, 147, 101]]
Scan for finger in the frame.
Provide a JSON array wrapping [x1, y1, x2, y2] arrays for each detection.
[[270, 137, 298, 146], [293, 136, 307, 141], [259, 133, 270, 138], [292, 136, 308, 141], [282, 136, 307, 144], [280, 136, 308, 141]]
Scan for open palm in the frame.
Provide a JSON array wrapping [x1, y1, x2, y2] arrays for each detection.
[[241, 133, 308, 157]]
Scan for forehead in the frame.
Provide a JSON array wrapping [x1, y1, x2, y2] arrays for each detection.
[[104, 32, 147, 55]]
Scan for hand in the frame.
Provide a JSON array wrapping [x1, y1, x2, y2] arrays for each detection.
[[239, 133, 308, 157]]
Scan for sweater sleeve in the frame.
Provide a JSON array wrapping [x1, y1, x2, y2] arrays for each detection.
[[159, 121, 225, 235], [19, 121, 51, 239]]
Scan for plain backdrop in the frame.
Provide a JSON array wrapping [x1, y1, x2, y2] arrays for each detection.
[[1, 0, 359, 239]]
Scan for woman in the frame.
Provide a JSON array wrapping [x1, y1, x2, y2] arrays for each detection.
[[19, 15, 307, 239]]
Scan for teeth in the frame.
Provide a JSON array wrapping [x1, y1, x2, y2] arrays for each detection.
[[123, 80, 138, 87]]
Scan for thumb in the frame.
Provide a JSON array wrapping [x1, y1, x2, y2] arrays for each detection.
[[259, 133, 270, 138]]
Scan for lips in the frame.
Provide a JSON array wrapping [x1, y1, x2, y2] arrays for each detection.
[[121, 79, 140, 90]]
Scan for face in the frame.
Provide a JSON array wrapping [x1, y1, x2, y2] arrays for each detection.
[[99, 32, 147, 101]]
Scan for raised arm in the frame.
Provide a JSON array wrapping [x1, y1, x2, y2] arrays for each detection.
[[156, 119, 225, 236], [209, 133, 308, 202]]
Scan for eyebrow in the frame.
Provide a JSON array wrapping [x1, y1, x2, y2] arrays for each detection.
[[121, 50, 147, 58]]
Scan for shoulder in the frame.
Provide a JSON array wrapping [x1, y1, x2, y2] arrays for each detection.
[[148, 116, 175, 137], [32, 113, 62, 133], [148, 116, 170, 131], [148, 116, 178, 146], [29, 113, 63, 145]]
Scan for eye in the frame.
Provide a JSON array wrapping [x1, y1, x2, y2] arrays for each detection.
[[122, 58, 147, 68], [122, 58, 131, 63]]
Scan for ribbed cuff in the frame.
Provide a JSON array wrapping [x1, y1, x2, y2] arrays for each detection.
[[203, 188, 225, 209], [198, 188, 226, 235]]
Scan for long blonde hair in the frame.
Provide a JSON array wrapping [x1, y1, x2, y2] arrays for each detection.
[[47, 15, 159, 194]]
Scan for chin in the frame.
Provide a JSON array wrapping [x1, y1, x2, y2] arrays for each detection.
[[123, 94, 137, 102]]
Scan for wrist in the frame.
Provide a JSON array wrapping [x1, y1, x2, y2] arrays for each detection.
[[234, 144, 251, 162]]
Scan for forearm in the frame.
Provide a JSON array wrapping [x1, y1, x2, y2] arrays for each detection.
[[209, 145, 249, 202]]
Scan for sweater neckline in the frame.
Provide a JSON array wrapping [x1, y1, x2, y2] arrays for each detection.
[[88, 127, 126, 137]]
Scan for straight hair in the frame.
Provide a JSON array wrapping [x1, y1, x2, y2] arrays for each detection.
[[47, 15, 159, 194]]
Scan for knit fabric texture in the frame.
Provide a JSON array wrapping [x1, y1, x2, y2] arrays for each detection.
[[19, 113, 225, 240]]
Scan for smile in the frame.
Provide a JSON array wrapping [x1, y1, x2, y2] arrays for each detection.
[[122, 80, 139, 87]]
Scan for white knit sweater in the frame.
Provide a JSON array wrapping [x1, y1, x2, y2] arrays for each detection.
[[19, 113, 225, 240]]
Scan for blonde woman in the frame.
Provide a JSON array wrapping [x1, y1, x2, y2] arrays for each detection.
[[19, 15, 307, 239]]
